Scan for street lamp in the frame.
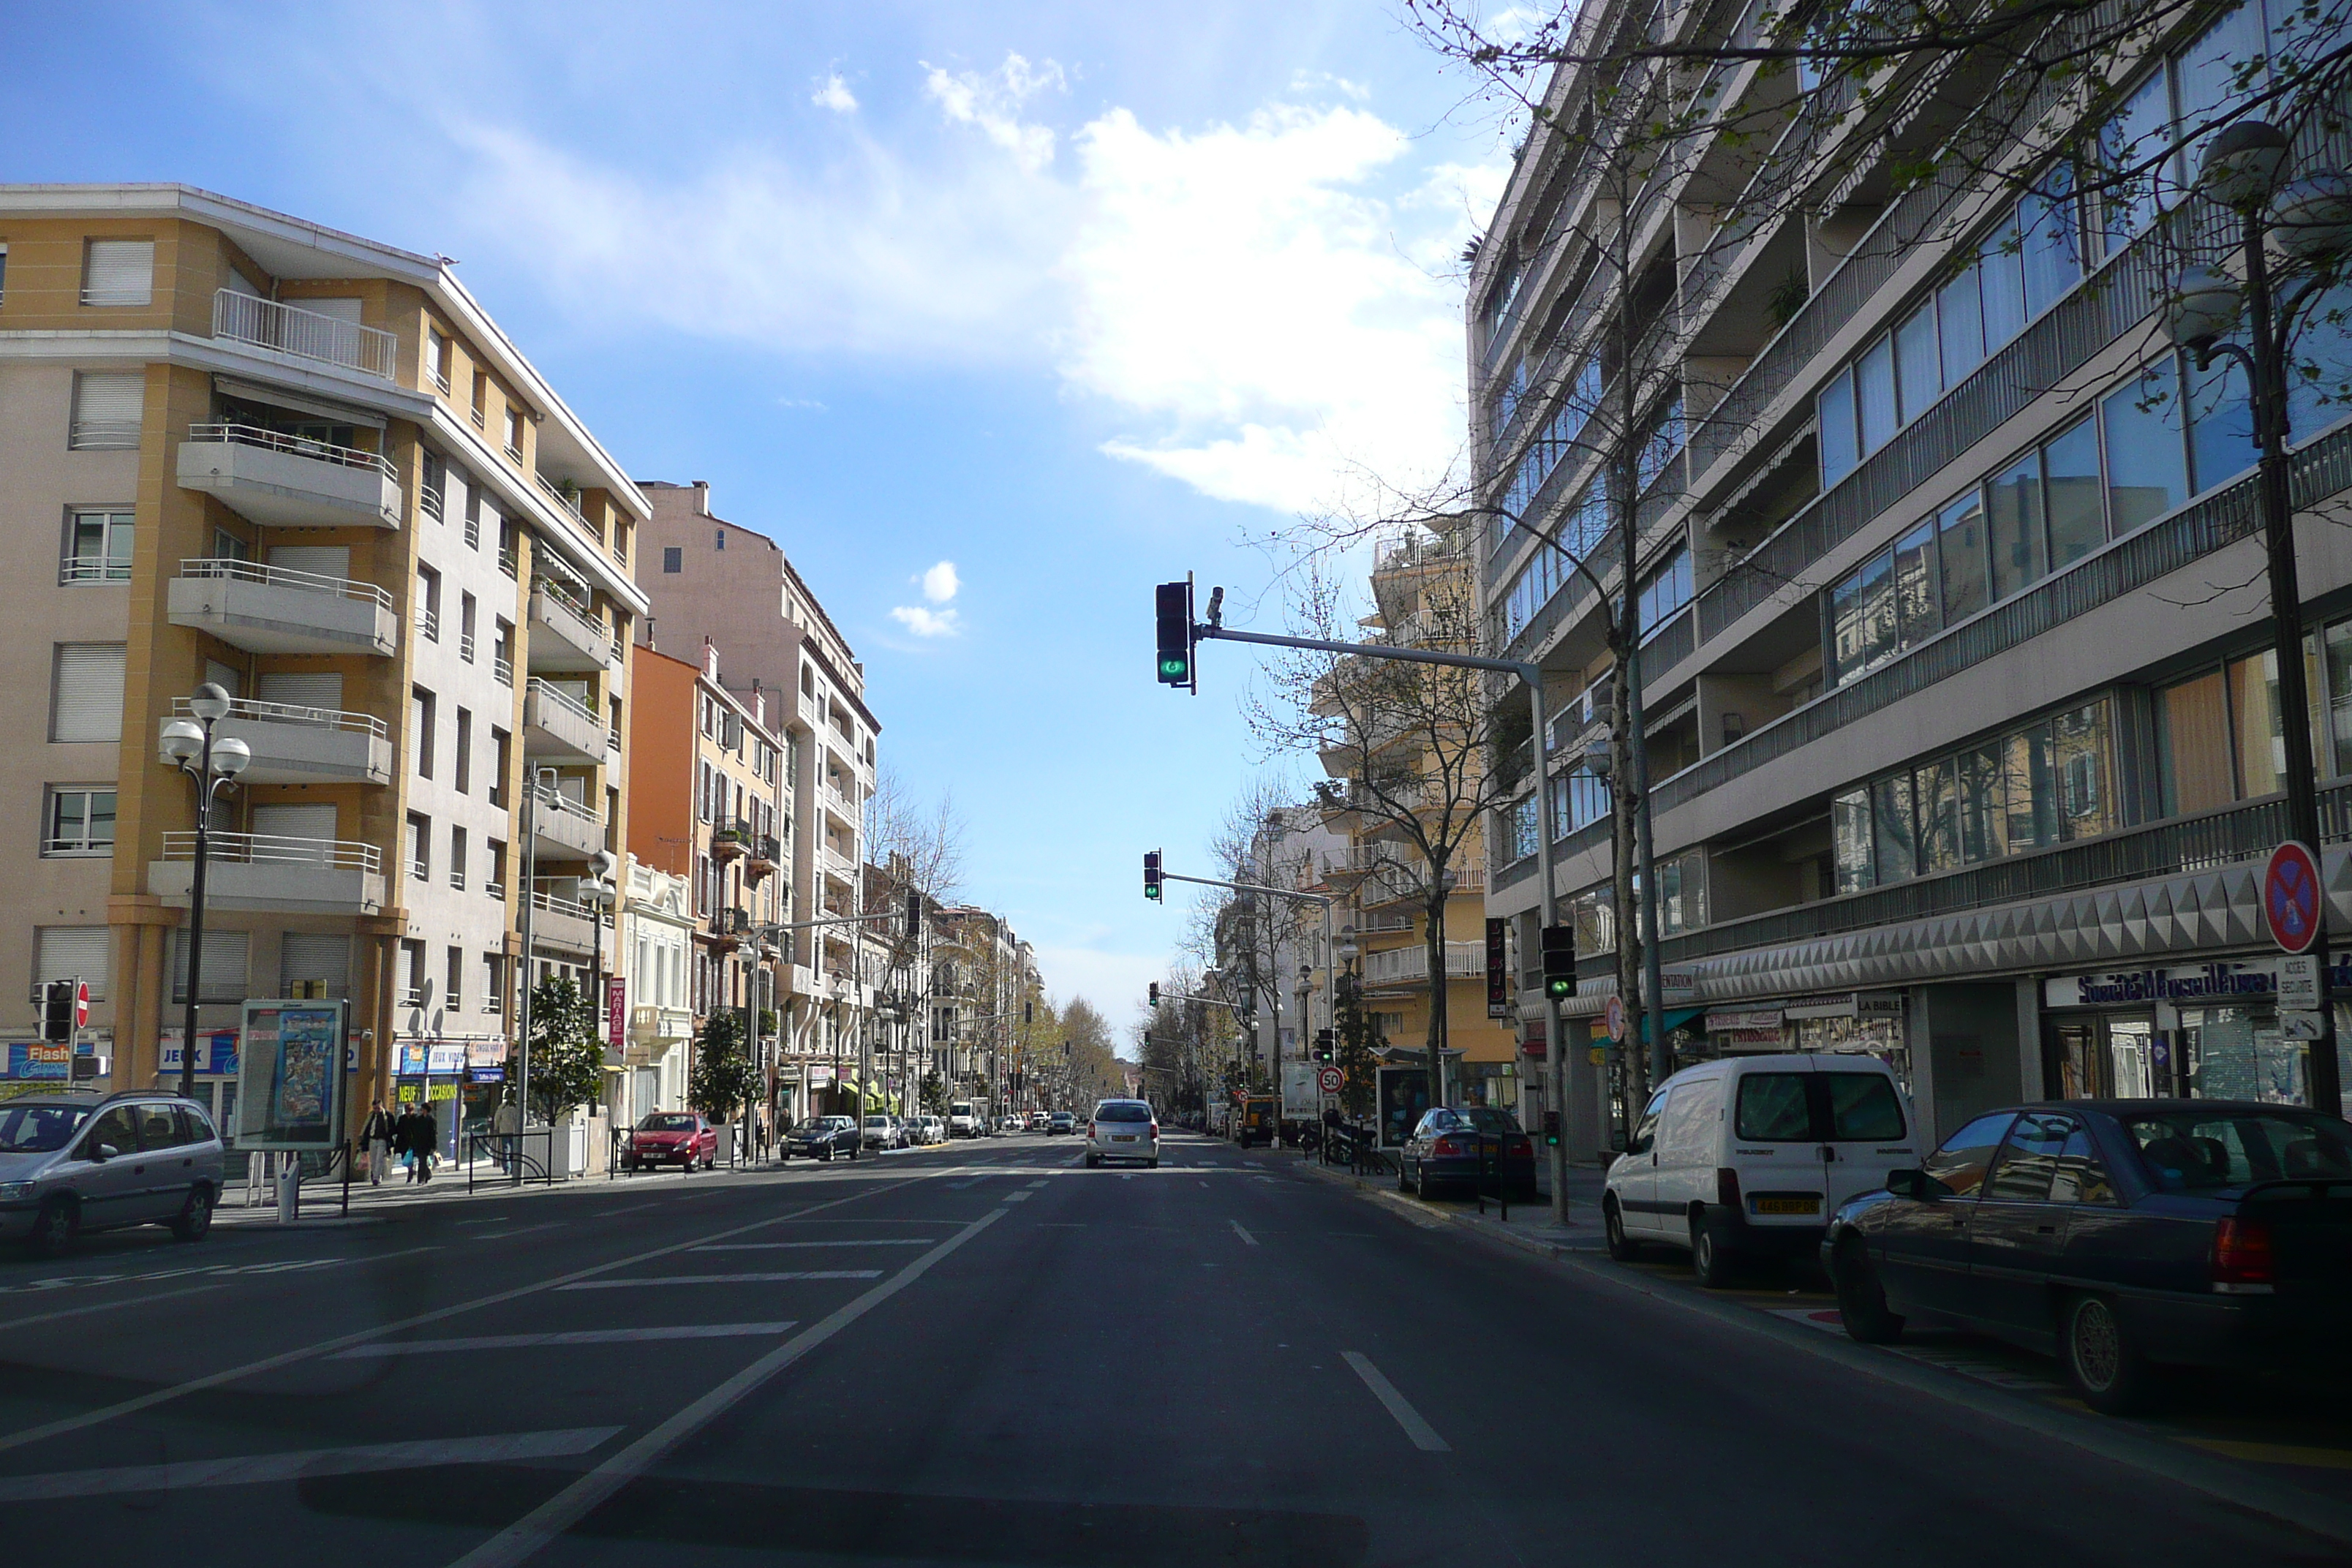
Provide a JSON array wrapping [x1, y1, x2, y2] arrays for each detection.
[[582, 847, 617, 1065], [159, 685, 251, 1099], [2166, 119, 2352, 1116]]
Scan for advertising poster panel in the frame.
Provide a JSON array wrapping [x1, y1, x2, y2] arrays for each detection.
[[236, 999, 348, 1149]]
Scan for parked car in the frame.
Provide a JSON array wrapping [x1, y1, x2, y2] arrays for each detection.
[[0, 1090, 225, 1256], [1399, 1107, 1537, 1199], [1823, 1098, 2352, 1413], [785, 1116, 862, 1162], [1000, 1115, 1026, 1135], [622, 1111, 717, 1172], [914, 1115, 946, 1145], [1085, 1100, 1159, 1167], [1047, 1111, 1076, 1136], [949, 1101, 984, 1138], [1604, 1054, 1919, 1286], [862, 1115, 902, 1151]]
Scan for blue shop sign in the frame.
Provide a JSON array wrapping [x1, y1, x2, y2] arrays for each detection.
[[2047, 957, 2352, 1008]]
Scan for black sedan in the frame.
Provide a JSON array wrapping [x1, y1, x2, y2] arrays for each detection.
[[783, 1115, 862, 1163], [1822, 1098, 2352, 1414], [1398, 1107, 1537, 1200]]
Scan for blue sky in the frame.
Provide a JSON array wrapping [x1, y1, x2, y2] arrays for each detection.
[[5, 1, 1515, 1029]]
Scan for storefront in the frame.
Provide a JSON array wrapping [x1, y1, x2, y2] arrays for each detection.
[[1695, 993, 1911, 1086], [2043, 957, 2352, 1105], [159, 1028, 240, 1140]]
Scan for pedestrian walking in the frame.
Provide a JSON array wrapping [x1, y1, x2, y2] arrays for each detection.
[[395, 1101, 421, 1183], [362, 1100, 396, 1186], [493, 1091, 521, 1174], [417, 1100, 440, 1183]]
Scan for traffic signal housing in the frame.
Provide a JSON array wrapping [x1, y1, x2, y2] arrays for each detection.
[[1147, 981, 1160, 1008], [1542, 1109, 1561, 1147], [1155, 581, 1195, 690], [1540, 924, 1576, 1000], [1313, 1028, 1334, 1063], [1144, 851, 1162, 902], [39, 979, 75, 1044]]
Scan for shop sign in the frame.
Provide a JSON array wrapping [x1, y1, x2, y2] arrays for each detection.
[[427, 1043, 465, 1074], [468, 1066, 506, 1083], [466, 1040, 506, 1067], [807, 1066, 835, 1088], [2042, 957, 2352, 1008], [2280, 955, 2322, 1010], [1705, 1009, 1786, 1047], [1519, 1018, 1546, 1058], [5, 1041, 72, 1081], [159, 1029, 239, 1077], [2282, 1010, 2327, 1041], [396, 1042, 428, 1077], [606, 977, 627, 1049]]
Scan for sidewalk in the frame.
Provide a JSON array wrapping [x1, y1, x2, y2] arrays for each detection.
[[214, 1153, 773, 1228], [1277, 1145, 1610, 1260]]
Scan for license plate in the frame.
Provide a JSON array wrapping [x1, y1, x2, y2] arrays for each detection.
[[1114, 1135, 1135, 1142], [1752, 1196, 1821, 1216]]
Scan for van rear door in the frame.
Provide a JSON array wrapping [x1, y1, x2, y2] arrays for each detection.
[[1727, 1066, 1827, 1228], [1814, 1060, 1916, 1212]]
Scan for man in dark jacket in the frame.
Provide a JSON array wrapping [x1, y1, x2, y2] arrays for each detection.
[[415, 1102, 440, 1183], [393, 1103, 420, 1183]]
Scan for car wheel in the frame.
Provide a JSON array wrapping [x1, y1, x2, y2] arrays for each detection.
[[1690, 1213, 1733, 1289], [26, 1196, 76, 1259], [169, 1186, 215, 1243], [1832, 1238, 1904, 1344], [1396, 1159, 1413, 1194], [851, 1145, 861, 1161], [2061, 1292, 2159, 1415], [1148, 1158, 1159, 1169], [1085, 1155, 1100, 1169], [1603, 1196, 1640, 1262]]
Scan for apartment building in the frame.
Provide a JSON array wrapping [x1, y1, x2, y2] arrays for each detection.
[[1471, 1, 2352, 1151], [625, 641, 788, 1112], [633, 481, 881, 1107], [0, 184, 647, 1139], [1218, 803, 1347, 1106], [618, 854, 694, 1119], [929, 905, 1036, 1112]]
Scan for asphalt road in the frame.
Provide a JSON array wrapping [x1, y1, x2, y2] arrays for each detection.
[[0, 1130, 2342, 1567]]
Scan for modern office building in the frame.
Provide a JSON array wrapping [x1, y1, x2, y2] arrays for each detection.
[[1470, 2, 2352, 1152], [0, 184, 647, 1139]]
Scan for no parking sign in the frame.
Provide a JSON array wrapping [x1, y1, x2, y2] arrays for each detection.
[[2264, 841, 2324, 954]]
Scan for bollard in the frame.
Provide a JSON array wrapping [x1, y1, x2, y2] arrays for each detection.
[[275, 1154, 301, 1223]]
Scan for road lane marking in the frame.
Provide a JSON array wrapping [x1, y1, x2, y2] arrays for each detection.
[[2185, 1438, 2352, 1470], [0, 1245, 444, 1297], [556, 1271, 881, 1290], [1025, 1180, 1049, 1188], [1342, 1352, 1450, 1452], [448, 1208, 1009, 1568], [1230, 1221, 1259, 1247], [0, 1183, 908, 1460], [473, 1223, 563, 1241], [1000, 1192, 1031, 1203], [598, 1202, 660, 1215], [690, 1240, 935, 1250], [333, 1324, 799, 1358], [0, 1281, 228, 1333], [0, 1427, 622, 1503]]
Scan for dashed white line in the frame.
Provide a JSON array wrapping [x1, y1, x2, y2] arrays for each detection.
[[334, 1324, 797, 1358], [1000, 1191, 1031, 1204], [692, 1240, 934, 1251], [1230, 1220, 1259, 1247], [557, 1271, 881, 1290], [1343, 1352, 1450, 1452]]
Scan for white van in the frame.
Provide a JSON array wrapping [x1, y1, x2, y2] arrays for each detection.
[[948, 1101, 982, 1139], [1602, 1054, 1918, 1285]]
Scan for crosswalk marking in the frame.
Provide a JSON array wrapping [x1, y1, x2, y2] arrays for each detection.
[[333, 1324, 797, 1358], [0, 1427, 622, 1502]]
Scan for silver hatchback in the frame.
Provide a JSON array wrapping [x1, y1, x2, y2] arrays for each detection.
[[0, 1091, 226, 1256]]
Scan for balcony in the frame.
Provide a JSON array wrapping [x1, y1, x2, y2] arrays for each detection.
[[535, 473, 607, 548], [162, 696, 391, 786], [176, 424, 402, 530], [167, 557, 398, 657], [151, 832, 385, 916], [711, 819, 748, 862], [527, 581, 614, 672], [211, 290, 397, 381], [527, 786, 606, 860], [1360, 941, 1488, 991], [525, 881, 609, 957], [708, 906, 750, 951], [821, 844, 859, 888], [745, 834, 781, 882], [523, 679, 603, 762]]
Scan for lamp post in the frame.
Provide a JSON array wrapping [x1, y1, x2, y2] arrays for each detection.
[[2168, 121, 2352, 1117], [158, 684, 251, 1099], [582, 849, 617, 1151]]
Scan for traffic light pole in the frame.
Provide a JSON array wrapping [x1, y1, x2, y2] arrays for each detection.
[[1191, 624, 1570, 1223], [1154, 867, 1335, 1130]]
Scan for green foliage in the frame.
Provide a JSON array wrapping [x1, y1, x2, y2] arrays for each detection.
[[526, 975, 605, 1123], [1336, 980, 1383, 1120], [919, 1069, 946, 1115], [690, 1009, 756, 1122]]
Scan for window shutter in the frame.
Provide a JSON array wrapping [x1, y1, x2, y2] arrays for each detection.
[[35, 927, 109, 1002], [82, 240, 154, 306], [69, 372, 143, 450], [268, 546, 350, 581], [256, 671, 344, 712], [252, 803, 339, 864], [51, 644, 126, 742], [171, 930, 250, 1003], [279, 932, 351, 998]]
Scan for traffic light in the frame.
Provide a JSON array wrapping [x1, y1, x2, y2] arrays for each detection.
[[1313, 1028, 1333, 1063], [1144, 851, 1162, 902], [1540, 924, 1575, 1000], [1155, 580, 1195, 689], [1147, 981, 1160, 1008], [1542, 1109, 1561, 1147], [40, 979, 75, 1044]]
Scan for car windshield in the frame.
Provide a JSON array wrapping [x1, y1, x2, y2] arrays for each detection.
[[639, 1114, 697, 1132], [0, 1103, 89, 1152], [791, 1119, 833, 1134], [1461, 1108, 1522, 1134], [864, 1116, 889, 1128], [2124, 1110, 2352, 1191], [1095, 1103, 1151, 1122]]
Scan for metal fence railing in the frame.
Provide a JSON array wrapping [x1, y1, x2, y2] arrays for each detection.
[[212, 290, 397, 380]]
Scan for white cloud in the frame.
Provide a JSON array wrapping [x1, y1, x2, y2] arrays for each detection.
[[812, 72, 859, 113], [919, 559, 960, 603], [921, 53, 1066, 175], [890, 604, 962, 638]]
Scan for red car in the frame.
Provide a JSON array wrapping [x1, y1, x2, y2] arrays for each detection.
[[622, 1112, 717, 1171]]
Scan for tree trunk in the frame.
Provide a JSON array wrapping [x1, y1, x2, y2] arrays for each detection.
[[1425, 876, 1450, 1109]]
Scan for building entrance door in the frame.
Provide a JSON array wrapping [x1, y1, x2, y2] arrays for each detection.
[[2044, 1012, 2155, 1098]]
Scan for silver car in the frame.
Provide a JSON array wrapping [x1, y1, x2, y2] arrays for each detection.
[[0, 1091, 226, 1256]]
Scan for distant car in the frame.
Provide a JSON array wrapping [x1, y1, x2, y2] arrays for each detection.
[[1047, 1112, 1076, 1136], [1000, 1115, 1025, 1135], [622, 1111, 717, 1172], [862, 1115, 902, 1151], [0, 1091, 225, 1256], [1399, 1107, 1536, 1201], [1823, 1099, 2352, 1414], [785, 1116, 862, 1162], [949, 1101, 984, 1138], [913, 1115, 946, 1145], [1028, 1111, 1050, 1131], [1085, 1100, 1159, 1169]]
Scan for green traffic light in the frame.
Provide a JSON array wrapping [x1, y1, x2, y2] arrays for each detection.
[[1159, 657, 1189, 679], [1545, 977, 1573, 999]]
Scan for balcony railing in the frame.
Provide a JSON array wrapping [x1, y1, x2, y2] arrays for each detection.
[[535, 474, 604, 543], [494, 655, 514, 687], [212, 290, 397, 380], [159, 831, 381, 873], [173, 693, 388, 739], [459, 632, 476, 664], [186, 423, 396, 483], [59, 554, 132, 586], [1361, 941, 1488, 987], [527, 678, 597, 725], [421, 483, 445, 524], [176, 555, 393, 610], [529, 883, 612, 926], [486, 881, 507, 902], [415, 605, 439, 642]]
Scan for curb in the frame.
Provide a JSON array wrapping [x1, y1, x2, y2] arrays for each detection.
[[1290, 1153, 1601, 1258]]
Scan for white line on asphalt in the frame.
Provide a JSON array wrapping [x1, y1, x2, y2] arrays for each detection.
[[0, 1184, 908, 1461], [1230, 1220, 1259, 1247], [0, 1427, 623, 1504], [0, 1281, 227, 1333], [692, 1240, 935, 1250], [333, 1324, 799, 1358], [472, 1223, 562, 1240], [598, 1202, 661, 1215], [556, 1271, 881, 1289], [1197, 1181, 1210, 1188], [1343, 1352, 1450, 1452], [1025, 1180, 1049, 1188], [1000, 1191, 1030, 1203], [447, 1208, 1009, 1568]]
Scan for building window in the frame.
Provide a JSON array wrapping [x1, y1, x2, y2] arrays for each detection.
[[449, 825, 467, 891], [68, 372, 143, 451], [427, 325, 452, 393], [505, 405, 525, 459], [471, 369, 488, 427], [61, 509, 133, 584], [412, 687, 436, 778], [663, 546, 682, 573], [407, 813, 431, 882], [35, 927, 108, 1003], [170, 930, 249, 1005], [43, 788, 115, 856], [453, 707, 472, 794], [445, 946, 464, 1009], [416, 564, 441, 641], [488, 839, 508, 900], [80, 239, 154, 306], [483, 953, 505, 1014], [489, 728, 510, 806], [50, 644, 126, 743], [1636, 546, 1692, 638], [715, 527, 726, 551]]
